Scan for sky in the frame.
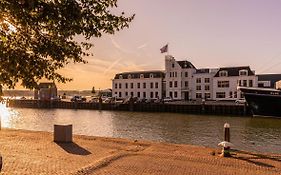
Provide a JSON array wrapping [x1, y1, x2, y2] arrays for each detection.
[[57, 0, 281, 90]]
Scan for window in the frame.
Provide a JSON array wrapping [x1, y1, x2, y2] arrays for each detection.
[[239, 70, 248, 76], [150, 92, 154, 98], [219, 71, 228, 77], [137, 83, 140, 88], [170, 72, 172, 77], [169, 81, 173, 88], [143, 83, 146, 88], [234, 91, 237, 98], [175, 72, 177, 77], [216, 92, 226, 98], [174, 81, 178, 88], [243, 80, 247, 87], [155, 92, 159, 98], [115, 83, 117, 89], [185, 72, 188, 77], [229, 91, 233, 98], [125, 92, 128, 96], [184, 81, 188, 87], [169, 91, 173, 98], [205, 78, 210, 83], [119, 92, 122, 97], [125, 83, 128, 89], [155, 82, 159, 88], [249, 80, 253, 87], [205, 85, 210, 91], [128, 74, 131, 79], [130, 83, 133, 89], [172, 63, 175, 68], [196, 93, 202, 99], [238, 80, 242, 86], [150, 82, 154, 88], [205, 93, 211, 99], [140, 74, 144, 78], [196, 78, 201, 83], [130, 92, 134, 97], [217, 81, 229, 88], [143, 92, 146, 98], [137, 92, 140, 98], [150, 73, 154, 78], [119, 75, 123, 79], [174, 91, 178, 98], [196, 85, 201, 90], [119, 83, 122, 89]]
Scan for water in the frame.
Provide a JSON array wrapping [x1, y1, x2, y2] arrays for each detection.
[[0, 104, 281, 154]]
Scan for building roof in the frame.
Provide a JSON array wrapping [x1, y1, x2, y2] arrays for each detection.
[[214, 66, 255, 77], [114, 70, 165, 79], [196, 68, 210, 74], [257, 74, 281, 88], [177, 61, 196, 69]]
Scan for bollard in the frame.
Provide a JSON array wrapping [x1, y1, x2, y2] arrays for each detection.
[[224, 123, 230, 142], [222, 123, 231, 157], [54, 124, 73, 143]]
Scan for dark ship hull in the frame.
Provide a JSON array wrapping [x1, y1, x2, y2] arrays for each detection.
[[239, 87, 281, 117]]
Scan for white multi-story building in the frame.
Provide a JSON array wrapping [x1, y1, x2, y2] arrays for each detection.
[[165, 55, 196, 100], [112, 71, 165, 99], [213, 67, 258, 100], [112, 55, 258, 101]]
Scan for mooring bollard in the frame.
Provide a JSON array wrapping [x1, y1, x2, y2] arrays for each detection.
[[54, 124, 73, 143], [220, 123, 231, 157], [224, 123, 230, 142]]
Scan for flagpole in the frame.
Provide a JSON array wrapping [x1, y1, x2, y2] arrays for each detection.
[[167, 42, 169, 56]]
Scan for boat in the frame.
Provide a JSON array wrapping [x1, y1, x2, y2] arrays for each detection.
[[238, 87, 281, 117]]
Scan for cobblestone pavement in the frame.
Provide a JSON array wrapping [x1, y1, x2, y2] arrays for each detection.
[[0, 129, 280, 175]]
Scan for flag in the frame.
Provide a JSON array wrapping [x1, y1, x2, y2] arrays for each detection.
[[160, 44, 168, 53]]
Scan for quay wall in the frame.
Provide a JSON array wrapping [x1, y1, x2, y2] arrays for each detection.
[[7, 99, 250, 116]]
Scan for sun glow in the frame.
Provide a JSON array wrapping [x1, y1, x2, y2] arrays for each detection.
[[0, 103, 18, 128]]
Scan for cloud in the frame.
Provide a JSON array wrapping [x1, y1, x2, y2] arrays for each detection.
[[137, 43, 147, 49], [103, 58, 123, 74]]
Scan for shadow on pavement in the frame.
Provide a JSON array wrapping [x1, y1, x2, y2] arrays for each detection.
[[231, 149, 281, 168], [56, 142, 91, 155]]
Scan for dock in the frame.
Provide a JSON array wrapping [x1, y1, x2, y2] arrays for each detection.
[[7, 99, 250, 116]]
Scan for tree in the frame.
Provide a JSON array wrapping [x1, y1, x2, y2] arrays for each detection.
[[0, 0, 134, 91], [91, 86, 95, 94]]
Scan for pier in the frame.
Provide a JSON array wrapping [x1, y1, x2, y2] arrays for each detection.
[[7, 99, 250, 116]]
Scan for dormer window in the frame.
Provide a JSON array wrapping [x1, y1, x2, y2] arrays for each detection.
[[140, 74, 144, 78], [219, 71, 228, 77], [239, 70, 248, 76], [150, 73, 154, 78], [119, 75, 123, 79], [128, 74, 131, 79], [172, 63, 175, 68]]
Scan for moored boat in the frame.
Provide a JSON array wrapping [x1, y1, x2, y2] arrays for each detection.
[[238, 87, 281, 117]]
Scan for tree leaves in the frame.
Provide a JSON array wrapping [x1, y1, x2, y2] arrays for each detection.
[[0, 0, 134, 90]]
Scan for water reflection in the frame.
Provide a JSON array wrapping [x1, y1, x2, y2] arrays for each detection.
[[0, 104, 281, 154]]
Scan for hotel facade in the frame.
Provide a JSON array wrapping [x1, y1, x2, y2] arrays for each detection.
[[112, 55, 258, 101]]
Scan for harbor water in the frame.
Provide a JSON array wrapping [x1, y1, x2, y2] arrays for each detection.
[[0, 104, 281, 154]]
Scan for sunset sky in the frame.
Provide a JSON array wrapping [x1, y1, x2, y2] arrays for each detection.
[[58, 0, 281, 90]]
